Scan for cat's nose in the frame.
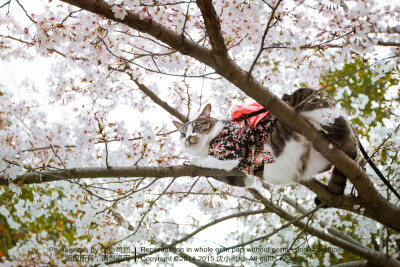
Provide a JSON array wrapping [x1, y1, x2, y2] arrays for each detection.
[[185, 135, 199, 146]]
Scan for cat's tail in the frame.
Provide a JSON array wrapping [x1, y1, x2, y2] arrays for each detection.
[[315, 117, 358, 206], [314, 166, 352, 207]]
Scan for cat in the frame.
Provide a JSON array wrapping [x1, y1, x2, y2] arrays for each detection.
[[173, 88, 358, 197]]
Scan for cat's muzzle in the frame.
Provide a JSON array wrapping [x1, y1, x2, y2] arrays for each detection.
[[185, 136, 199, 147]]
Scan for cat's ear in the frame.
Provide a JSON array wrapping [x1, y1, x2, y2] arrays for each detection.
[[198, 104, 211, 118], [172, 120, 184, 131]]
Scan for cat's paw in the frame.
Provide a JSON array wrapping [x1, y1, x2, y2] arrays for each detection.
[[189, 156, 240, 171], [189, 157, 203, 167], [222, 159, 240, 171], [243, 175, 255, 187]]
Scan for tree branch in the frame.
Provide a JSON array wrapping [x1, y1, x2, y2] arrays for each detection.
[[0, 1, 11, 9], [282, 195, 369, 250], [59, 0, 217, 68], [330, 260, 369, 267], [248, 188, 400, 267], [127, 72, 188, 123], [15, 0, 36, 24], [105, 209, 269, 264], [377, 41, 400, 47], [0, 165, 245, 185], [218, 202, 325, 254], [195, 0, 227, 56], [248, 0, 283, 75]]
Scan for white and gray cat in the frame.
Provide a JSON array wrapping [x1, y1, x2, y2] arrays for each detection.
[[173, 88, 357, 197]]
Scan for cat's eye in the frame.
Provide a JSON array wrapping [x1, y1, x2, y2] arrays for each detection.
[[180, 132, 186, 138], [193, 125, 200, 132]]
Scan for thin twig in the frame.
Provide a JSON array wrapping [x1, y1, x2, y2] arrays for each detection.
[[102, 38, 217, 78], [0, 1, 11, 9], [181, 1, 191, 36], [294, 55, 398, 110], [182, 176, 201, 198], [247, 0, 283, 76], [217, 202, 324, 254], [15, 0, 36, 23], [50, 144, 66, 169], [111, 177, 176, 245], [59, 8, 82, 26], [105, 209, 269, 265], [272, 208, 317, 265]]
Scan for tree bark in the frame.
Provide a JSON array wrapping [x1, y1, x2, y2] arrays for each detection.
[[0, 165, 245, 185]]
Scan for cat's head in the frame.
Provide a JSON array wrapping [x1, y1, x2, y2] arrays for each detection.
[[173, 104, 223, 156]]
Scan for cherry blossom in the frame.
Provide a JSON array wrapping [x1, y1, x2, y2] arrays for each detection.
[[0, 0, 399, 266], [111, 5, 127, 20]]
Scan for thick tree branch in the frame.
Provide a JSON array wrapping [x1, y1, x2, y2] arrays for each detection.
[[195, 0, 227, 56], [330, 260, 369, 267], [218, 202, 325, 253], [377, 41, 400, 47], [372, 26, 400, 34], [262, 181, 373, 252], [58, 0, 400, 231], [248, 188, 400, 267], [0, 165, 245, 185], [282, 195, 369, 250], [300, 178, 360, 210]]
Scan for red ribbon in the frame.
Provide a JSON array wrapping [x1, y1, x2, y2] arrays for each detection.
[[231, 102, 270, 128]]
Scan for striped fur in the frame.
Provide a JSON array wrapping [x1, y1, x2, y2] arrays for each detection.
[[173, 88, 358, 197], [260, 88, 357, 197]]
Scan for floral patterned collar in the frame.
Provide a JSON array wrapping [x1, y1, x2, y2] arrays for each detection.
[[208, 114, 276, 175]]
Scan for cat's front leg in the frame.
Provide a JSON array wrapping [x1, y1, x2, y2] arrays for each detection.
[[190, 156, 255, 187], [190, 156, 240, 171]]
